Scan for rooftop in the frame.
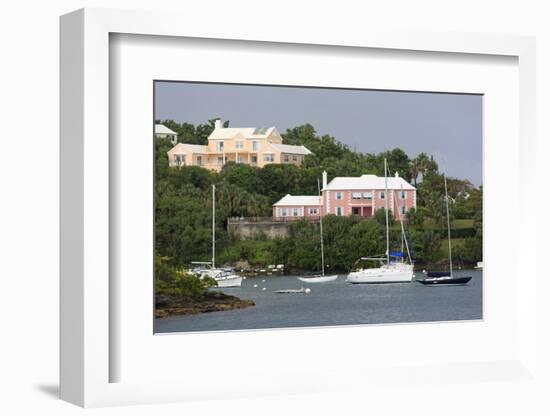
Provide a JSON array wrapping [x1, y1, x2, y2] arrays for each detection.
[[273, 194, 322, 207], [167, 143, 208, 154], [155, 124, 177, 135], [324, 174, 415, 191], [270, 143, 312, 155], [208, 126, 276, 140]]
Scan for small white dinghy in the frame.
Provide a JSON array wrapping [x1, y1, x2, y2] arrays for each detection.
[[297, 177, 337, 284], [297, 274, 338, 283], [275, 287, 312, 294]]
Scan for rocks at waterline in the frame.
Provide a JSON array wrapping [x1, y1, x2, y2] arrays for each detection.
[[155, 291, 255, 319]]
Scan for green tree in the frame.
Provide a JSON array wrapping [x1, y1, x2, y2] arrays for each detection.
[[405, 207, 424, 227], [155, 254, 215, 298], [374, 207, 395, 227], [380, 148, 411, 181]]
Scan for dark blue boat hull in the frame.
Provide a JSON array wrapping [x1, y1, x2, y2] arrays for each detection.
[[417, 276, 472, 285]]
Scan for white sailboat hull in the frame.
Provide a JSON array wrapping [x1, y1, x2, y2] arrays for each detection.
[[197, 269, 243, 288], [297, 274, 338, 283], [215, 275, 243, 288], [191, 185, 243, 289], [346, 264, 414, 284]]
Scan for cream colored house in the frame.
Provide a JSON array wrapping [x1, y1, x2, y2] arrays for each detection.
[[155, 124, 178, 145], [167, 120, 312, 171]]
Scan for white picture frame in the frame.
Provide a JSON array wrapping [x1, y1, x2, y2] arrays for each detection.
[[60, 8, 538, 408]]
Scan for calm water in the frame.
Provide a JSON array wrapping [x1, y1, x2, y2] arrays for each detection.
[[155, 270, 483, 333]]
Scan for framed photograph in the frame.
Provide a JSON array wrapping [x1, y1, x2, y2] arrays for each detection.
[[152, 81, 483, 335], [60, 8, 538, 408]]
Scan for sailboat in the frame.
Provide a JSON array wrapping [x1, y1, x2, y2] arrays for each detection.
[[416, 174, 472, 286], [346, 159, 414, 284], [192, 184, 242, 288], [297, 178, 338, 283]]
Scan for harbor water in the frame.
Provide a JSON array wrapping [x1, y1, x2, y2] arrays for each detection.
[[155, 270, 482, 333]]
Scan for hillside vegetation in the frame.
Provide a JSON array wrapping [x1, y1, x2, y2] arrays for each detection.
[[155, 119, 482, 273]]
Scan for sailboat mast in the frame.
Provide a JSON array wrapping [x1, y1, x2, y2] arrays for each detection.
[[444, 174, 453, 276], [384, 158, 390, 264], [398, 183, 412, 264], [212, 184, 216, 269], [318, 178, 325, 276]]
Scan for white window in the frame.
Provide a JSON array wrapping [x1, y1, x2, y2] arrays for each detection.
[[401, 190, 407, 199], [252, 141, 259, 151], [237, 155, 244, 163], [283, 154, 289, 162], [292, 208, 300, 217], [336, 207, 343, 216], [251, 155, 258, 164], [196, 155, 202, 166], [362, 192, 373, 199], [351, 192, 362, 199], [217, 156, 224, 165], [292, 155, 298, 161], [236, 141, 244, 149], [175, 154, 185, 165], [380, 191, 386, 200], [264, 154, 275, 162], [308, 207, 319, 215], [400, 206, 406, 215], [216, 141, 224, 152], [281, 208, 288, 217], [335, 192, 343, 200]]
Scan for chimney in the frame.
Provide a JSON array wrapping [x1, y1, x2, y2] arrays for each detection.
[[395, 171, 399, 178], [322, 171, 328, 189], [214, 119, 222, 130]]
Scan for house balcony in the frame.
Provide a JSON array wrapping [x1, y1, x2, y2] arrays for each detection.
[[350, 205, 373, 218], [349, 198, 373, 206]]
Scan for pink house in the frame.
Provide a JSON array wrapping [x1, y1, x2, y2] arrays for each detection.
[[272, 195, 322, 220], [272, 171, 416, 221]]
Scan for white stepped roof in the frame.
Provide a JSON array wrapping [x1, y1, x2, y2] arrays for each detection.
[[273, 194, 322, 207], [270, 143, 312, 155], [324, 174, 415, 191], [167, 143, 208, 154], [208, 126, 276, 140], [155, 124, 177, 135]]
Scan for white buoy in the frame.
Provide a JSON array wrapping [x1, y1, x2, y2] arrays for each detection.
[[304, 288, 311, 294], [262, 287, 266, 291], [262, 279, 266, 282], [253, 284, 258, 288]]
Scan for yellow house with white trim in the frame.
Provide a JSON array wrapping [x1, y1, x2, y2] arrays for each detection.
[[167, 120, 312, 171]]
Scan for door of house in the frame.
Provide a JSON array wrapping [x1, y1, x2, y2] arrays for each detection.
[[362, 206, 373, 217]]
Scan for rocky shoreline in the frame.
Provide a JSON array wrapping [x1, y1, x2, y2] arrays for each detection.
[[155, 291, 255, 319]]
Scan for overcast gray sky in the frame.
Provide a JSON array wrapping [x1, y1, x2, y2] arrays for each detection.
[[155, 82, 482, 186]]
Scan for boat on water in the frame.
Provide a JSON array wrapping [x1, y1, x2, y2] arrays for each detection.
[[346, 159, 414, 284], [416, 174, 472, 286], [192, 263, 242, 288], [298, 274, 338, 283], [417, 275, 471, 285], [191, 184, 242, 288], [475, 261, 483, 270], [275, 287, 312, 294], [297, 178, 338, 284], [347, 259, 414, 284]]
